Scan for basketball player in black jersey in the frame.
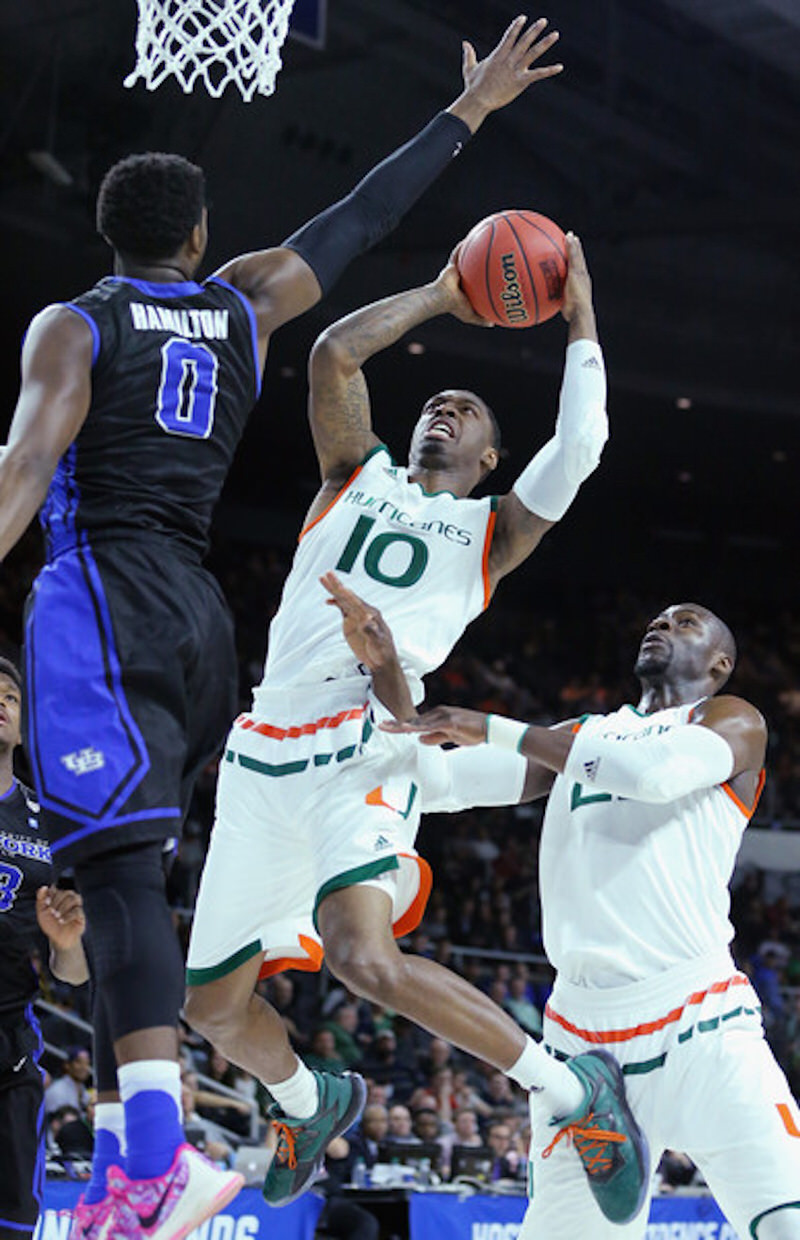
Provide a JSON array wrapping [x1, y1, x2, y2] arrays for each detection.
[[0, 657, 88, 1240], [0, 18, 563, 1239]]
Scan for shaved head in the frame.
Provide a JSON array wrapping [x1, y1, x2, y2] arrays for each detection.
[[635, 603, 737, 694], [678, 603, 737, 685]]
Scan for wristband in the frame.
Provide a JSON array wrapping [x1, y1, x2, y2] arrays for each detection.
[[486, 714, 529, 753]]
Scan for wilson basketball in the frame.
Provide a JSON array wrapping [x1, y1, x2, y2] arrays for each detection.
[[457, 210, 568, 328]]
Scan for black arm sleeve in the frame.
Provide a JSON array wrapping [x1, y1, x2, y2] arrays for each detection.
[[282, 111, 472, 295]]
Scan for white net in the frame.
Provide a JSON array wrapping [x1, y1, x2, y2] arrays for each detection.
[[124, 0, 298, 102]]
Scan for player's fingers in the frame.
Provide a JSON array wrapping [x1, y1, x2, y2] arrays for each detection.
[[497, 15, 528, 52], [49, 889, 82, 913], [516, 16, 548, 56], [523, 27, 559, 62], [523, 62, 564, 83], [461, 41, 477, 77], [419, 732, 451, 746], [320, 570, 366, 610]]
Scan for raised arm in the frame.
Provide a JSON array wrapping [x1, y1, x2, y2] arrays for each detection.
[[36, 885, 89, 987], [385, 695, 766, 807], [213, 17, 563, 351], [0, 307, 94, 562], [307, 261, 484, 488], [487, 233, 608, 590]]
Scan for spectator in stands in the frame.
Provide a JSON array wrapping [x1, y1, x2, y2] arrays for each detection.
[[360, 1028, 419, 1101], [198, 1050, 252, 1137], [348, 1104, 389, 1168], [305, 1027, 347, 1074], [481, 1069, 528, 1118], [47, 1105, 82, 1156], [321, 1001, 363, 1067], [262, 972, 311, 1049], [412, 1107, 443, 1145], [385, 1104, 421, 1146], [439, 1107, 483, 1177], [486, 1119, 524, 1182], [44, 1046, 92, 1116], [503, 973, 543, 1038]]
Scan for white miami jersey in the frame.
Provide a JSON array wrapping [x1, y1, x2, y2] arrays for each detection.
[[540, 701, 765, 987], [258, 445, 496, 701]]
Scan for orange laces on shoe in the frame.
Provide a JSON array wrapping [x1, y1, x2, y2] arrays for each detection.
[[542, 1114, 626, 1176], [273, 1122, 298, 1169]]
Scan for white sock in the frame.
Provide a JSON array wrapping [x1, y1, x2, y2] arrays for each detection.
[[118, 1059, 182, 1111], [94, 1101, 127, 1156], [264, 1059, 319, 1119], [506, 1037, 585, 1118]]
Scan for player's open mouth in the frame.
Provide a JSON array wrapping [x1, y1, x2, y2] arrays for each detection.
[[426, 419, 455, 440]]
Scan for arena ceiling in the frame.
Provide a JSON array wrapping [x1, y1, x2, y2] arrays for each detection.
[[1, 0, 798, 603]]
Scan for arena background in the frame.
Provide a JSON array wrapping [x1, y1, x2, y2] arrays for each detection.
[[0, 0, 798, 613], [2, 3, 800, 1229]]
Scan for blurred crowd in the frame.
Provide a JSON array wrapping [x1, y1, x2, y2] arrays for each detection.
[[5, 527, 800, 1201]]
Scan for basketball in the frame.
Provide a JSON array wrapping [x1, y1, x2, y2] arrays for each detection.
[[457, 210, 568, 328]]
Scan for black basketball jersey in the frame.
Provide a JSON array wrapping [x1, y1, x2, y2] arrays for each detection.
[[0, 781, 51, 1020], [40, 275, 261, 561]]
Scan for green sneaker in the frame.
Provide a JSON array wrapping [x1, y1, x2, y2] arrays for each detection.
[[262, 1070, 367, 1207], [542, 1049, 649, 1225]]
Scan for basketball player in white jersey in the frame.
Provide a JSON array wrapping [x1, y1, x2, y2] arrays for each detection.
[[385, 603, 800, 1239], [185, 236, 651, 1222]]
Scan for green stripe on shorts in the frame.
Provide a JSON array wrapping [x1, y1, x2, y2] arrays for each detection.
[[186, 939, 263, 985], [313, 857, 401, 932]]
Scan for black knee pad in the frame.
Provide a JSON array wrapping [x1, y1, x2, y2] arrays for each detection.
[[75, 843, 184, 1039]]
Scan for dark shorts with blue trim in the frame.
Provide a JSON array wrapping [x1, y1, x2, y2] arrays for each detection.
[[0, 1011, 45, 1236], [23, 536, 237, 870]]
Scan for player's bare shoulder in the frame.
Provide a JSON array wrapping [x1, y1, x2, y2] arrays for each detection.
[[24, 302, 95, 359], [693, 694, 767, 765]]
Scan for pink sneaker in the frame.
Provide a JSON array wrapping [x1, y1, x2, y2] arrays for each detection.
[[65, 1192, 131, 1240], [105, 1144, 244, 1240]]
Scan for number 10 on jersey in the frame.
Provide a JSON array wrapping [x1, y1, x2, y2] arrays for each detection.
[[336, 515, 429, 588]]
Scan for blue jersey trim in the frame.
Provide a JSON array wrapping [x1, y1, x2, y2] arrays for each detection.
[[25, 1003, 46, 1211], [61, 303, 100, 366], [0, 781, 17, 802], [207, 276, 262, 398], [50, 806, 182, 854], [110, 276, 205, 298], [39, 441, 79, 563], [0, 1221, 35, 1233]]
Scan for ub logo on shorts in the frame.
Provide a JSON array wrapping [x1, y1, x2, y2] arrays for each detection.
[[60, 747, 106, 775]]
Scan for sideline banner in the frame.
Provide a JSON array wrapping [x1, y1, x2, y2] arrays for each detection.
[[408, 1190, 742, 1240], [37, 1182, 323, 1240]]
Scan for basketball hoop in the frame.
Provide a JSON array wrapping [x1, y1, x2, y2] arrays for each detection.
[[124, 0, 298, 102]]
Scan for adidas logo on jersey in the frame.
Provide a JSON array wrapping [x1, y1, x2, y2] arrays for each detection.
[[374, 835, 392, 852], [582, 758, 600, 782]]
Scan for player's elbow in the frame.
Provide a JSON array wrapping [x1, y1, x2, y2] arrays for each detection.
[[310, 327, 359, 382], [1, 442, 57, 495], [635, 757, 711, 804]]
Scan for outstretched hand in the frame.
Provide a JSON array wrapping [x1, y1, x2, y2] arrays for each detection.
[[36, 885, 85, 952], [321, 571, 398, 671], [381, 705, 489, 747], [461, 16, 563, 114], [560, 232, 595, 326]]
